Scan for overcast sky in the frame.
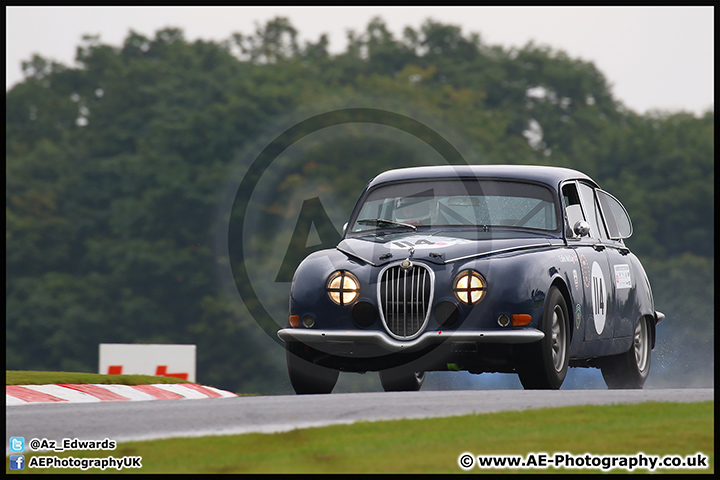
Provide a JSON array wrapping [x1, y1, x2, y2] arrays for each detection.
[[6, 6, 714, 115]]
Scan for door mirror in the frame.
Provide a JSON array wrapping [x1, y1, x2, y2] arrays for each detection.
[[573, 221, 590, 237]]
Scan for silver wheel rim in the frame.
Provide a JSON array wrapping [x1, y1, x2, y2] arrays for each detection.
[[551, 305, 566, 372], [634, 319, 649, 372]]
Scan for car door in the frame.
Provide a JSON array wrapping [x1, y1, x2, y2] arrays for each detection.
[[562, 181, 615, 342], [595, 189, 635, 338]]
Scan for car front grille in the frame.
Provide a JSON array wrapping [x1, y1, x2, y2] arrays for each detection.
[[378, 262, 433, 339]]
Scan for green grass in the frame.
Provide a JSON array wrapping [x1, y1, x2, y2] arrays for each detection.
[[8, 401, 713, 474], [6, 370, 193, 386]]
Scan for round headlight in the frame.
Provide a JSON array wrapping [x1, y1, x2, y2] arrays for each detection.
[[454, 270, 487, 305], [327, 271, 360, 306]]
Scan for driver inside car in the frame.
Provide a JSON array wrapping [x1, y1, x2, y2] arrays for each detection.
[[393, 197, 443, 225]]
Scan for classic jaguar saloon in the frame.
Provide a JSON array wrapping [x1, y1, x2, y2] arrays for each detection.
[[278, 165, 663, 393]]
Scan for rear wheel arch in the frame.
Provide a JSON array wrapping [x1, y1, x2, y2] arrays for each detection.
[[600, 315, 652, 389], [643, 313, 657, 350]]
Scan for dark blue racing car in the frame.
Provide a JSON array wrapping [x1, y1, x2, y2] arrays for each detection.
[[278, 165, 663, 393]]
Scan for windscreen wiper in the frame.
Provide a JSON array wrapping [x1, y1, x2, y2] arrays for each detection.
[[356, 218, 418, 231]]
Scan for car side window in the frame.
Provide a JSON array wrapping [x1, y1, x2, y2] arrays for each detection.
[[562, 182, 586, 238], [593, 194, 611, 241], [577, 182, 608, 240], [597, 190, 633, 239]]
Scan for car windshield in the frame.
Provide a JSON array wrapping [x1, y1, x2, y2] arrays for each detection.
[[349, 179, 559, 233]]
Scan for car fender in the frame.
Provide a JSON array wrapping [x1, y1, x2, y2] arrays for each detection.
[[626, 252, 659, 348], [450, 245, 581, 336]]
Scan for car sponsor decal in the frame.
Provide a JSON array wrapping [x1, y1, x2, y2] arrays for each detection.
[[557, 253, 576, 263], [573, 269, 579, 290], [614, 264, 632, 289], [591, 261, 607, 334], [383, 236, 472, 250], [580, 254, 591, 288], [575, 304, 582, 329]]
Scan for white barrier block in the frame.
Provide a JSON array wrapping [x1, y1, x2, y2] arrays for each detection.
[[99, 343, 196, 382]]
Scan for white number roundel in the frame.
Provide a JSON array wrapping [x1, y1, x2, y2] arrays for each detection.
[[591, 261, 607, 334]]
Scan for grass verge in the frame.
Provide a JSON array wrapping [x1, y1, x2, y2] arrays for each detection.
[[6, 370, 192, 386], [8, 401, 713, 474]]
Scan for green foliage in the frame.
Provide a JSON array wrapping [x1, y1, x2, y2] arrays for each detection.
[[6, 370, 192, 386], [5, 18, 713, 393]]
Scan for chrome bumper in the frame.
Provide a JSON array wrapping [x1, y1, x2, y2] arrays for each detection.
[[277, 328, 544, 356]]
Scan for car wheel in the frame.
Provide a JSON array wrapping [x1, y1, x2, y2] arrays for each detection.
[[600, 317, 651, 389], [379, 368, 425, 392], [286, 342, 339, 395], [517, 286, 569, 389]]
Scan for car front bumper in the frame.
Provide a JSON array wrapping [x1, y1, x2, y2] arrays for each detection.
[[277, 328, 544, 358]]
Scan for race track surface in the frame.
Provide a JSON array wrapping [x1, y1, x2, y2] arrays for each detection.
[[6, 388, 713, 453]]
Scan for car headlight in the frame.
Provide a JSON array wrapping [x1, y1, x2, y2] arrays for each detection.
[[454, 270, 487, 305], [327, 271, 360, 306]]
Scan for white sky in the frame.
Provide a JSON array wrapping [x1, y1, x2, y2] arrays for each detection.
[[5, 6, 714, 115]]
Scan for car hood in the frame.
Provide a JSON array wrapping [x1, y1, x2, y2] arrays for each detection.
[[337, 234, 557, 266]]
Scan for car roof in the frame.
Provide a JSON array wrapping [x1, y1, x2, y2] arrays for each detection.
[[367, 165, 595, 190]]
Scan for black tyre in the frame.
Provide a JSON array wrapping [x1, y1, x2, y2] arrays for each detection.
[[379, 368, 425, 392], [517, 286, 569, 389], [600, 317, 651, 389], [286, 342, 339, 395]]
